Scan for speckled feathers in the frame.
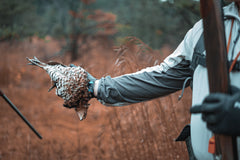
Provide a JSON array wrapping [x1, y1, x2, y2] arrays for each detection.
[[27, 56, 91, 121]]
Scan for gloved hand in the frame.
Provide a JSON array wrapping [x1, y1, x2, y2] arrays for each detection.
[[70, 64, 97, 97], [190, 86, 240, 136]]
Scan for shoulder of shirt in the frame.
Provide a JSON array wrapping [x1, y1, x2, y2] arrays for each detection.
[[223, 2, 239, 18], [190, 2, 237, 36], [183, 19, 203, 51], [192, 19, 203, 36]]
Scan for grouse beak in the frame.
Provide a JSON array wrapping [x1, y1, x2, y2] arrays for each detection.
[[76, 111, 85, 121], [75, 106, 88, 121]]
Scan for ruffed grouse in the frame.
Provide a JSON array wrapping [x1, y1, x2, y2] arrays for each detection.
[[27, 56, 93, 121]]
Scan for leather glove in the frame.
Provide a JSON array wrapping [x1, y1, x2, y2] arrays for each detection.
[[190, 86, 240, 136], [70, 64, 96, 97]]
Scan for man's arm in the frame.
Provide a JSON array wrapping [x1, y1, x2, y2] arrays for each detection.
[[93, 20, 204, 106], [95, 59, 192, 106]]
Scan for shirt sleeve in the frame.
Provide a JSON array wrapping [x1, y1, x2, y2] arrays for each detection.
[[95, 20, 203, 106]]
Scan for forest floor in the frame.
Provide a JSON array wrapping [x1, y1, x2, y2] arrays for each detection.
[[0, 36, 192, 160]]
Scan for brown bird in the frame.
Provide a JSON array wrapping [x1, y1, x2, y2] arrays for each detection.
[[26, 56, 92, 121]]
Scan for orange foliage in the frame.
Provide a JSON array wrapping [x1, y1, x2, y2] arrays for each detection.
[[87, 10, 117, 36], [81, 0, 95, 5], [87, 10, 116, 22], [69, 10, 88, 19], [69, 10, 78, 18], [69, 7, 117, 36]]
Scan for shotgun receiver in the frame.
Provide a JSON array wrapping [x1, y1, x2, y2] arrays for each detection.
[[200, 0, 237, 159]]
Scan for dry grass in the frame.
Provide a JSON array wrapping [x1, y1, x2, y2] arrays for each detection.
[[0, 36, 191, 160], [107, 37, 191, 159]]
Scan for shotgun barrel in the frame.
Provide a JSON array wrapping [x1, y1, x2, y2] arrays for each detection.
[[200, 0, 237, 159], [0, 89, 42, 139]]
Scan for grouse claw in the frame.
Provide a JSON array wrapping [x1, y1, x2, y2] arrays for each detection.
[[48, 83, 56, 92]]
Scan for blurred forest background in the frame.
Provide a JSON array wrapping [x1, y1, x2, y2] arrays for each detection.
[[0, 0, 201, 49], [0, 0, 202, 160]]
